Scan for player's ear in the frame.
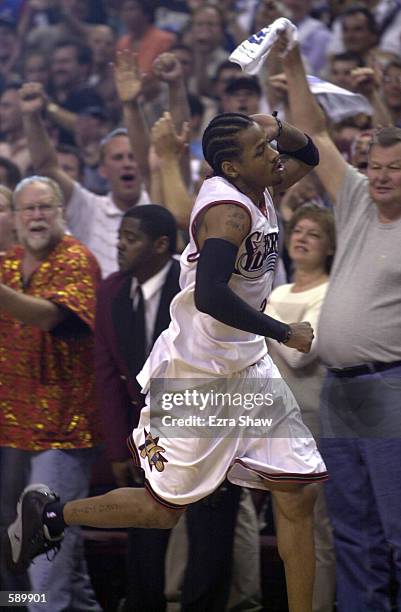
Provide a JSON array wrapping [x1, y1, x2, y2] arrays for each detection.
[[221, 160, 239, 179]]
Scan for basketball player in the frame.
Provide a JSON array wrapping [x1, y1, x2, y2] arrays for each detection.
[[4, 112, 327, 612]]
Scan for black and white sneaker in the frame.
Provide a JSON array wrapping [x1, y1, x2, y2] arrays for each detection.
[[4, 484, 64, 574]]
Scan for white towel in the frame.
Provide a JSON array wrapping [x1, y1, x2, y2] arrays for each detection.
[[307, 75, 373, 122], [229, 18, 298, 75]]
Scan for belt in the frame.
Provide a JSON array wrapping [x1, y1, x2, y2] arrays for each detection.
[[327, 360, 401, 377]]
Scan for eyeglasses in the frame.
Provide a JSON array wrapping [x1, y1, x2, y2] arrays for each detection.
[[15, 203, 62, 218]]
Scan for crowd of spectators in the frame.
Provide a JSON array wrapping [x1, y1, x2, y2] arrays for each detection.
[[0, 0, 400, 242], [1, 0, 401, 611]]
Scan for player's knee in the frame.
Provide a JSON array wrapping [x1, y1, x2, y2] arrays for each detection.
[[155, 506, 185, 529]]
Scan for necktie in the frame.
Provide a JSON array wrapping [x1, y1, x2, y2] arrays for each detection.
[[133, 285, 146, 376]]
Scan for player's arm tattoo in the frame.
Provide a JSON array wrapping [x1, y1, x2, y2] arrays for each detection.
[[223, 205, 250, 235], [197, 202, 251, 248]]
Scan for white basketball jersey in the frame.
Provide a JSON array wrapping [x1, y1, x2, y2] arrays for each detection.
[[137, 176, 279, 391]]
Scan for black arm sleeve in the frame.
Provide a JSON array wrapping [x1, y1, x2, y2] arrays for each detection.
[[194, 238, 290, 342], [277, 135, 319, 167]]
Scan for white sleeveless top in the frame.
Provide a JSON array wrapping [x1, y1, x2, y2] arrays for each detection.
[[137, 176, 279, 390]]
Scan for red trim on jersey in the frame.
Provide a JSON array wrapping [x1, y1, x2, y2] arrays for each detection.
[[229, 458, 329, 484], [144, 479, 188, 510], [187, 200, 252, 262]]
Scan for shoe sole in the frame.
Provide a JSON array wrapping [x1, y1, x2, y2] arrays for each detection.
[[6, 484, 55, 574]]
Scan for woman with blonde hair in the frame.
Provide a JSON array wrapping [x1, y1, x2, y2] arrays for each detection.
[[265, 203, 336, 612]]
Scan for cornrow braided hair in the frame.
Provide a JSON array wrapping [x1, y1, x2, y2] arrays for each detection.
[[202, 113, 254, 177]]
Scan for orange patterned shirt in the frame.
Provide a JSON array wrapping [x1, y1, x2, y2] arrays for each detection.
[[0, 235, 102, 451]]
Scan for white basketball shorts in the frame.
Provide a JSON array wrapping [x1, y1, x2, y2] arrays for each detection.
[[128, 354, 328, 508]]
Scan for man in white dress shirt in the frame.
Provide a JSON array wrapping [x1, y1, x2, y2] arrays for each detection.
[[19, 82, 150, 277]]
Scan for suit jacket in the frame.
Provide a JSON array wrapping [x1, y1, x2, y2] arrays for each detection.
[[95, 259, 180, 461]]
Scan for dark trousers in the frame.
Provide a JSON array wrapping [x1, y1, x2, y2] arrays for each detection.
[[182, 481, 241, 612], [320, 367, 401, 612], [124, 528, 171, 612], [123, 481, 241, 612]]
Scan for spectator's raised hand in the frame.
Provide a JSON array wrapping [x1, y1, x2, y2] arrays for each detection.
[[271, 30, 295, 59], [148, 145, 162, 174], [113, 49, 144, 104], [153, 53, 183, 84], [19, 82, 47, 115], [351, 67, 379, 98], [151, 112, 190, 159], [268, 73, 289, 104]]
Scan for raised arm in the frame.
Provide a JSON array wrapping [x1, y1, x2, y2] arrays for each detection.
[[153, 53, 190, 134], [113, 50, 150, 190], [19, 82, 74, 202], [45, 101, 78, 133], [251, 113, 319, 192], [151, 112, 192, 229], [56, 0, 91, 40], [350, 67, 393, 128], [153, 52, 192, 186], [194, 204, 313, 352], [281, 42, 349, 202]]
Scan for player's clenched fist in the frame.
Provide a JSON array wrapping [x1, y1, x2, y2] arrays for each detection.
[[18, 82, 47, 115], [284, 321, 314, 353]]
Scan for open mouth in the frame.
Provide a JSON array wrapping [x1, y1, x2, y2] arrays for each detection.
[[29, 226, 48, 233], [120, 173, 136, 185]]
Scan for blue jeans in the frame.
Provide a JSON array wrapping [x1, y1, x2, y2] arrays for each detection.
[[0, 447, 102, 612], [320, 366, 401, 612]]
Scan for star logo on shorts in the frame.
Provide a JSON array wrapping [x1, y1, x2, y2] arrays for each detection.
[[139, 429, 168, 472]]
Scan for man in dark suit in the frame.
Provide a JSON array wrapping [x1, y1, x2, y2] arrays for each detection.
[[94, 204, 179, 611], [95, 204, 179, 485]]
